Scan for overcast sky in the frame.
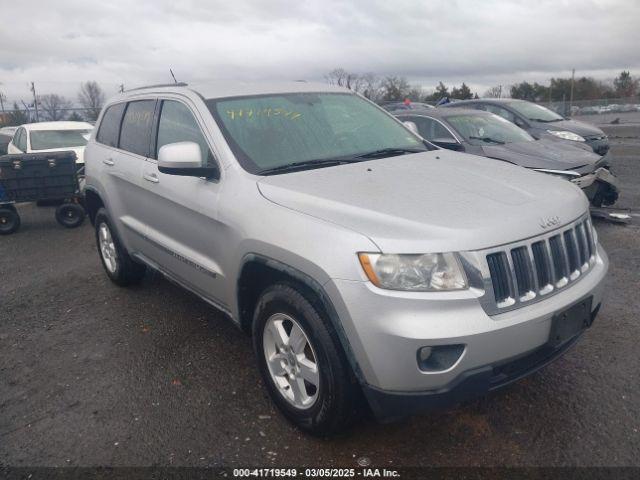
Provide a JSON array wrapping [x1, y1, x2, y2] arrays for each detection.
[[0, 0, 638, 105]]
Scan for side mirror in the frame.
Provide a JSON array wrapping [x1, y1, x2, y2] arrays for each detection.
[[403, 121, 420, 135], [158, 141, 218, 179], [431, 138, 463, 151]]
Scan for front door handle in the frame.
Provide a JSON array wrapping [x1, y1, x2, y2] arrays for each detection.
[[143, 172, 159, 184], [103, 158, 115, 166]]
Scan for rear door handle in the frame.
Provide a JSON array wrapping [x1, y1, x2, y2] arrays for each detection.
[[103, 158, 115, 166], [143, 172, 159, 184]]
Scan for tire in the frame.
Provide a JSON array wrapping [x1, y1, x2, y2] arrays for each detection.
[[95, 208, 145, 286], [253, 283, 360, 435], [55, 203, 86, 228], [0, 208, 20, 235]]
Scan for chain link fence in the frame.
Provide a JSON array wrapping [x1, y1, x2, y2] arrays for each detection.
[[0, 107, 98, 127]]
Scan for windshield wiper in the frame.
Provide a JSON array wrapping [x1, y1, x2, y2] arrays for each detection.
[[257, 157, 361, 175], [469, 136, 505, 145], [355, 147, 427, 159]]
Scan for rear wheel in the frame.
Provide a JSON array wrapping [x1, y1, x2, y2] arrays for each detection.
[[253, 283, 361, 435], [95, 208, 145, 286], [0, 208, 20, 235], [55, 203, 86, 228]]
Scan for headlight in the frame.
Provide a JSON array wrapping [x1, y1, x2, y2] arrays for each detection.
[[358, 252, 468, 291], [547, 130, 586, 142]]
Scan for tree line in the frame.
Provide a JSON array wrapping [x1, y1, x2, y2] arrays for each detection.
[[2, 81, 106, 125], [326, 68, 639, 104]]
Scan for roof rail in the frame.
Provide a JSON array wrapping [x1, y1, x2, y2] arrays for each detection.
[[126, 82, 188, 92]]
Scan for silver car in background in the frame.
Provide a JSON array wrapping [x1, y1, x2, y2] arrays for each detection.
[[84, 82, 608, 434]]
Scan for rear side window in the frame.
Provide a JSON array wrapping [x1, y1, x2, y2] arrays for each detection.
[[96, 103, 126, 148], [119, 100, 156, 157], [156, 100, 213, 163], [480, 104, 516, 123]]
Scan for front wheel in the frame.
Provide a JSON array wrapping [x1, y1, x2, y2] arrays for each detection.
[[95, 208, 145, 286], [253, 283, 361, 435]]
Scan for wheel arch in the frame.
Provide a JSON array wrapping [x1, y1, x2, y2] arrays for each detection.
[[84, 186, 105, 226], [236, 254, 366, 384]]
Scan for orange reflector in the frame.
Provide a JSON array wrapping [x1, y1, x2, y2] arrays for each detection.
[[358, 253, 381, 287]]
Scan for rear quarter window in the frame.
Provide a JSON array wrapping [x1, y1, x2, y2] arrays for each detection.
[[119, 100, 156, 157], [96, 103, 126, 148]]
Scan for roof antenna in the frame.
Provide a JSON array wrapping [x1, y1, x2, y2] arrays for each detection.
[[169, 69, 178, 84]]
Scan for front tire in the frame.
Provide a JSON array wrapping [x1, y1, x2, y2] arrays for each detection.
[[95, 208, 145, 286], [253, 283, 360, 435]]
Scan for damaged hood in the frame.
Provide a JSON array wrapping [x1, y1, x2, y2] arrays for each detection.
[[481, 139, 601, 170], [257, 150, 588, 253]]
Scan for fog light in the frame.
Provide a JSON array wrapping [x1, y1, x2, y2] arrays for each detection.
[[417, 344, 465, 372], [418, 346, 433, 363]]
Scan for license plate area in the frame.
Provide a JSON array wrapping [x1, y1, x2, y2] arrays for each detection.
[[548, 297, 593, 348]]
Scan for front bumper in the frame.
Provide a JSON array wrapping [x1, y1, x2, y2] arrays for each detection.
[[572, 167, 619, 206], [362, 307, 598, 421], [324, 245, 608, 417]]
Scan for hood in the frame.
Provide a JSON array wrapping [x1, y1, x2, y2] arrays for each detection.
[[532, 118, 605, 138], [257, 150, 588, 253], [481, 138, 601, 170], [32, 146, 85, 164]]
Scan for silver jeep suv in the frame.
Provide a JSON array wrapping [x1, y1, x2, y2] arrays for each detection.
[[84, 82, 608, 434]]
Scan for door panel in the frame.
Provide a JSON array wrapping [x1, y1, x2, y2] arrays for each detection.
[[103, 100, 156, 254], [139, 162, 225, 304], [138, 99, 226, 305]]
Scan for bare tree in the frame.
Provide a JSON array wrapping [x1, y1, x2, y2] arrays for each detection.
[[380, 76, 411, 102], [77, 81, 105, 121], [359, 73, 383, 102], [39, 94, 72, 121], [325, 68, 360, 90], [483, 85, 503, 98]]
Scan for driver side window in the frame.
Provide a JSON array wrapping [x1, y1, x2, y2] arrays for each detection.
[[156, 100, 213, 165], [409, 116, 456, 142], [15, 128, 27, 151]]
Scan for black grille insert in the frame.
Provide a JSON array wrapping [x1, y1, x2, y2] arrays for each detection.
[[563, 230, 580, 273], [549, 235, 568, 282], [487, 252, 512, 304], [511, 247, 533, 297], [531, 241, 551, 288]]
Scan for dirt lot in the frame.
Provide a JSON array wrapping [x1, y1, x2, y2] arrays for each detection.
[[1, 137, 639, 469]]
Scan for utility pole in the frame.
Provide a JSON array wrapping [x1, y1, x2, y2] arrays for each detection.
[[569, 68, 575, 115], [30, 82, 40, 122], [119, 84, 125, 93], [0, 91, 5, 112], [498, 85, 502, 98]]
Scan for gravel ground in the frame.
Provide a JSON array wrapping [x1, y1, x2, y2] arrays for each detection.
[[0, 138, 639, 468]]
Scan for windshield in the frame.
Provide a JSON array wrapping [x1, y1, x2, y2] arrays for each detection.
[[507, 101, 563, 122], [30, 129, 91, 150], [446, 113, 535, 145], [207, 92, 427, 174]]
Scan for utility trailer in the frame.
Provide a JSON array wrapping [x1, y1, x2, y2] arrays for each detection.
[[0, 151, 85, 235]]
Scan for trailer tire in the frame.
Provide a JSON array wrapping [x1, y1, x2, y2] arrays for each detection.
[[0, 208, 20, 235], [55, 203, 86, 228]]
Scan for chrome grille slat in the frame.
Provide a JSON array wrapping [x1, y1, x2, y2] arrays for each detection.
[[481, 214, 597, 315]]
